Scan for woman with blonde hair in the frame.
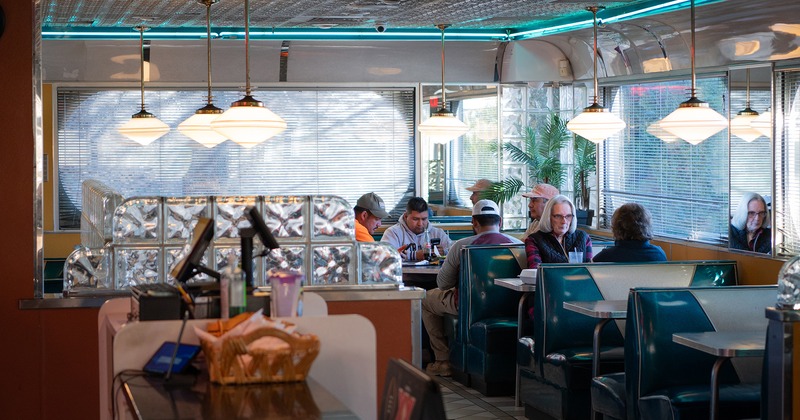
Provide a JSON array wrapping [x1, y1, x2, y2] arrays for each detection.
[[729, 192, 771, 254]]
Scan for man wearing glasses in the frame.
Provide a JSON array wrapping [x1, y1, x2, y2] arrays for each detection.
[[522, 183, 560, 238], [729, 192, 771, 254]]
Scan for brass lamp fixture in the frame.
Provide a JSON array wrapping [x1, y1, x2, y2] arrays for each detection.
[[566, 6, 626, 144], [730, 68, 762, 142], [417, 24, 469, 144], [210, 0, 287, 148], [659, 0, 727, 145], [118, 26, 170, 145], [178, 0, 227, 148]]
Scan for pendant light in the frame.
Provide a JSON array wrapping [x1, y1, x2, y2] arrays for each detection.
[[178, 0, 227, 148], [118, 26, 170, 145], [417, 24, 469, 144], [566, 6, 626, 144], [730, 69, 762, 142], [659, 0, 727, 145], [646, 121, 678, 143], [751, 108, 772, 138], [210, 0, 287, 148]]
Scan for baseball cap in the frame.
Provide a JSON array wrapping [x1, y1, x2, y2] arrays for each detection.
[[472, 199, 500, 216], [521, 183, 559, 199], [356, 192, 389, 219], [465, 178, 492, 192]]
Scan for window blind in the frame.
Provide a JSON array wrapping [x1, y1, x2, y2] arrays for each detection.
[[729, 88, 772, 215], [447, 96, 500, 206], [775, 70, 800, 255], [600, 77, 729, 244], [56, 88, 415, 230]]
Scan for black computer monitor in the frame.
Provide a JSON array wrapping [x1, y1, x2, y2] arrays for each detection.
[[170, 217, 218, 283], [244, 206, 280, 252], [380, 358, 446, 420]]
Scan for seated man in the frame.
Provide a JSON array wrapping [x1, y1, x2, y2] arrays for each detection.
[[353, 192, 389, 242], [422, 200, 522, 376], [465, 178, 492, 205], [522, 183, 560, 237], [381, 197, 453, 260]]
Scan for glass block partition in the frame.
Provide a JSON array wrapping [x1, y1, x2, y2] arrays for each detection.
[[64, 187, 402, 295], [80, 179, 124, 249]]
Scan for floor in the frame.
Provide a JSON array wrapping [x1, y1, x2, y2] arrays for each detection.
[[434, 375, 527, 419]]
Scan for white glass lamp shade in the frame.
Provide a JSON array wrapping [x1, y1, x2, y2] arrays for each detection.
[[646, 121, 678, 143], [178, 105, 227, 148], [751, 110, 772, 138], [418, 109, 469, 144], [566, 104, 626, 143], [210, 95, 287, 148], [118, 111, 170, 146], [660, 98, 728, 145], [730, 108, 762, 142]]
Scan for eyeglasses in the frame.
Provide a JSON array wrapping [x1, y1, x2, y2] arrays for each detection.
[[747, 211, 767, 218], [551, 214, 574, 222]]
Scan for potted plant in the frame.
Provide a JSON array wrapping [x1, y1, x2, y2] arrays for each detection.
[[573, 134, 596, 226], [484, 113, 569, 204]]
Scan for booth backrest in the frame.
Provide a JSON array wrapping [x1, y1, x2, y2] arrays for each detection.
[[533, 260, 739, 372], [458, 244, 526, 341], [626, 285, 775, 419]]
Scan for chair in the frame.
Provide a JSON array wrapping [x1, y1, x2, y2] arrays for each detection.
[[380, 358, 446, 420]]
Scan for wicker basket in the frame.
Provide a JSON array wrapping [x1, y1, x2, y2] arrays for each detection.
[[201, 320, 320, 385]]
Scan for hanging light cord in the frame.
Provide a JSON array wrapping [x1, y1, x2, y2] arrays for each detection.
[[437, 24, 450, 111], [205, 1, 213, 105], [136, 26, 147, 112], [690, 0, 697, 97], [245, 0, 252, 97], [590, 6, 600, 105], [745, 68, 751, 106]]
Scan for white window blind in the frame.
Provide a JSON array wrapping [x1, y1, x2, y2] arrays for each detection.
[[56, 88, 415, 230], [775, 70, 800, 256], [730, 87, 772, 215], [600, 76, 729, 244]]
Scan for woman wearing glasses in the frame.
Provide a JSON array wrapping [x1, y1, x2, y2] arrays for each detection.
[[525, 195, 593, 268], [729, 192, 771, 254]]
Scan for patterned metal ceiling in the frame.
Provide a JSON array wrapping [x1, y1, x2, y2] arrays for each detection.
[[42, 0, 656, 32]]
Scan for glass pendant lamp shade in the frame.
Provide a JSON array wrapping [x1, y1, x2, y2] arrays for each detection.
[[730, 109, 762, 142], [751, 110, 772, 138], [646, 121, 678, 143], [417, 24, 469, 144], [119, 110, 170, 145], [660, 0, 727, 145], [566, 7, 625, 143], [119, 26, 169, 145], [210, 0, 286, 147], [178, 0, 227, 148]]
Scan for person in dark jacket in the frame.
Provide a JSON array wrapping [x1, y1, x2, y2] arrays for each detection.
[[526, 195, 592, 268], [729, 192, 771, 254], [594, 202, 667, 262]]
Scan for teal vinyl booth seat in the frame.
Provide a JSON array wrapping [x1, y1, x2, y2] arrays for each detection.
[[598, 286, 775, 420], [518, 260, 738, 420], [444, 244, 527, 396]]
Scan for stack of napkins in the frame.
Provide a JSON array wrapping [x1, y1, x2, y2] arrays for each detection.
[[195, 309, 298, 353], [519, 269, 537, 284]]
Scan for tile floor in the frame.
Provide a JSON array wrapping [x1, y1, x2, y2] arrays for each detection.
[[434, 375, 526, 419]]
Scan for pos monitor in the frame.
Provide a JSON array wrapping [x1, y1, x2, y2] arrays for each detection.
[[170, 217, 219, 283], [244, 206, 280, 253]]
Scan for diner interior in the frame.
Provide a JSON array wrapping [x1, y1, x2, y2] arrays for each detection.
[[3, 0, 800, 418]]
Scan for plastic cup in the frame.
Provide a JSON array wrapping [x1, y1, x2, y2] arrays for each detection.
[[269, 272, 303, 317], [568, 251, 584, 264]]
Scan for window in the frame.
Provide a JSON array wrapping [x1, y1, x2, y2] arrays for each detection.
[[775, 70, 800, 255], [56, 88, 415, 230], [600, 76, 729, 244]]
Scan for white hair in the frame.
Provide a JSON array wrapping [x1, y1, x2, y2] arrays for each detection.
[[731, 192, 770, 230], [534, 195, 577, 234]]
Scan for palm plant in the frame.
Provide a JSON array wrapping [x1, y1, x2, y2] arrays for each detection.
[[484, 114, 570, 204], [573, 134, 596, 209]]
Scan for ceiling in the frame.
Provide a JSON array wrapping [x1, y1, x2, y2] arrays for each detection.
[[41, 0, 691, 40]]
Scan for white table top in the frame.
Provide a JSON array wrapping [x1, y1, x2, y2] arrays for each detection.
[[563, 300, 627, 319], [672, 331, 765, 357], [494, 278, 536, 292]]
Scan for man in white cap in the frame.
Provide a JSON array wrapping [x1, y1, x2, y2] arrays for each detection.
[[421, 199, 522, 377], [522, 183, 560, 237], [465, 178, 493, 205], [354, 192, 390, 242]]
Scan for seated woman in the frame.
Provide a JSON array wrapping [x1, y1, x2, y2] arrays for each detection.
[[526, 195, 592, 268], [593, 202, 667, 262], [729, 192, 771, 254]]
